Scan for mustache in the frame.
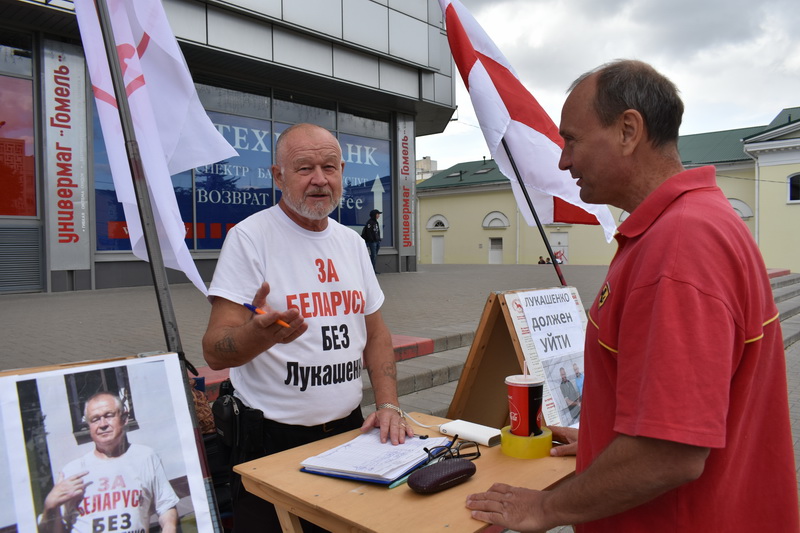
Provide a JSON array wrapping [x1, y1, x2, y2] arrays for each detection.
[[305, 187, 332, 197]]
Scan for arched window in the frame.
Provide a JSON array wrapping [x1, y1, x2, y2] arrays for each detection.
[[482, 211, 509, 228], [426, 214, 449, 231], [728, 198, 754, 219], [789, 174, 800, 203]]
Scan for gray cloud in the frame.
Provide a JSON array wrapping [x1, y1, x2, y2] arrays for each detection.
[[423, 0, 800, 167]]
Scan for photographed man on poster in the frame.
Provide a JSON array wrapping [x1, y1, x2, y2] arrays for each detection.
[[38, 392, 179, 533], [558, 366, 581, 422]]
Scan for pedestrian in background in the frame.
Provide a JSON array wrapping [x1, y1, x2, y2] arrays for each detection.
[[362, 209, 382, 273]]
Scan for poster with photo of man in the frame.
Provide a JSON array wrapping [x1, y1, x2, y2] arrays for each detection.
[[0, 402, 21, 533], [0, 353, 214, 532]]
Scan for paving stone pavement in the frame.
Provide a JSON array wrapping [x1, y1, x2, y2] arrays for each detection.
[[1, 263, 797, 531], [0, 264, 609, 371]]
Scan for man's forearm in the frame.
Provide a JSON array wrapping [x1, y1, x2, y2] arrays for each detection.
[[541, 434, 709, 527], [203, 294, 306, 370], [38, 508, 65, 533], [203, 323, 266, 370], [158, 508, 178, 533], [362, 312, 399, 406], [367, 357, 399, 406], [202, 323, 267, 370]]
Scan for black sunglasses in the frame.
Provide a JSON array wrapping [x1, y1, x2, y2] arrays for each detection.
[[423, 434, 481, 463]]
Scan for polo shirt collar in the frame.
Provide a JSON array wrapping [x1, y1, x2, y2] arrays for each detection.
[[616, 166, 717, 239]]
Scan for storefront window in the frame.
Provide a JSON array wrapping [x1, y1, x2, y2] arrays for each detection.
[[92, 86, 394, 252], [0, 31, 36, 217], [196, 84, 270, 119], [338, 133, 392, 246], [94, 107, 274, 251], [195, 112, 273, 249]]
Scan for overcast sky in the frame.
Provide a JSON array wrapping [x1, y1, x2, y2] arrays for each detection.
[[418, 0, 800, 170]]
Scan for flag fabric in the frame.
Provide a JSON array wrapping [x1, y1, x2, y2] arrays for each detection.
[[438, 0, 617, 242], [74, 0, 238, 295]]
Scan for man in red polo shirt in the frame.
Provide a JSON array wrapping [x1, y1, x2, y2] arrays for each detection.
[[466, 59, 799, 532]]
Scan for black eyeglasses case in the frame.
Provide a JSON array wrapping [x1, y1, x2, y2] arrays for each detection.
[[407, 458, 476, 494]]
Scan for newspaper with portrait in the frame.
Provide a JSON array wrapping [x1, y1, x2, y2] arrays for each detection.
[[504, 287, 587, 428]]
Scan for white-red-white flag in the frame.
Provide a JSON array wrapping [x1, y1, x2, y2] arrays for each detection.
[[74, 0, 238, 295], [439, 0, 616, 242]]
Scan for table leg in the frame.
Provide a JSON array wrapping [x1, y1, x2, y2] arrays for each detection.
[[276, 505, 304, 533]]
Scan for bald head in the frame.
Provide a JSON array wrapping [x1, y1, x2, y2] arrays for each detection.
[[275, 123, 342, 168]]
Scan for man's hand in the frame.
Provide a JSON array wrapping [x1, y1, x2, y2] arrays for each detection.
[[361, 407, 414, 445], [203, 282, 307, 370], [467, 434, 709, 530], [550, 426, 579, 457], [465, 424, 578, 532], [44, 471, 90, 512], [466, 483, 552, 533], [40, 471, 90, 533]]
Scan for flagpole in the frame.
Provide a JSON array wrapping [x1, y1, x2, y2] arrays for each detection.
[[501, 138, 567, 287], [92, 0, 197, 376]]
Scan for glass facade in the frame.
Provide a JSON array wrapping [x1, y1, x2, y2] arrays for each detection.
[[194, 112, 274, 250], [93, 85, 394, 251], [0, 32, 36, 217]]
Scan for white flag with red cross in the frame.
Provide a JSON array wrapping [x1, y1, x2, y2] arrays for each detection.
[[438, 0, 617, 242], [74, 0, 238, 295]]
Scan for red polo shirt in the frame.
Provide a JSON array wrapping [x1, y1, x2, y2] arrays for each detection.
[[576, 166, 798, 532]]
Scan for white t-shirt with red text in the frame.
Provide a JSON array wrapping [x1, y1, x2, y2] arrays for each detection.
[[60, 444, 179, 533], [209, 206, 384, 425]]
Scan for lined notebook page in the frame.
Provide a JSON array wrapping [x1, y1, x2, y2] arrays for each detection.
[[301, 429, 451, 481]]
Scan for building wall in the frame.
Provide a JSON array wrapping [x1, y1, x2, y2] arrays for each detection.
[[417, 165, 797, 271], [418, 184, 618, 267], [713, 163, 757, 234], [757, 160, 800, 273], [419, 187, 506, 264], [0, 0, 458, 293], [162, 0, 455, 109]]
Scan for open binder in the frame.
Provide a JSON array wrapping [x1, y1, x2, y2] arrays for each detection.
[[300, 429, 451, 484]]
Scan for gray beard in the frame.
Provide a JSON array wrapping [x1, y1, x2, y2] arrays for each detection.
[[283, 192, 340, 220]]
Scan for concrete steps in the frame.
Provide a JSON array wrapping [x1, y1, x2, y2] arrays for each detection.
[[367, 271, 800, 418], [774, 273, 800, 348]]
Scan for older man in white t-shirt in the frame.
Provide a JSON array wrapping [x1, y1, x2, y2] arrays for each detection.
[[202, 123, 410, 532]]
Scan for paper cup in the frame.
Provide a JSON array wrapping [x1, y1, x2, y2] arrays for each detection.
[[506, 375, 544, 436]]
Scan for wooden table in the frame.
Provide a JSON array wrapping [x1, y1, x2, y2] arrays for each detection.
[[234, 413, 575, 532]]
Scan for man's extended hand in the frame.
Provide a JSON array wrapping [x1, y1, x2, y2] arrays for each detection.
[[249, 282, 307, 345], [40, 471, 91, 533], [44, 471, 90, 512], [203, 282, 308, 370]]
